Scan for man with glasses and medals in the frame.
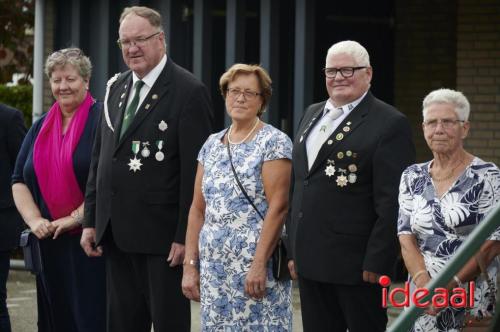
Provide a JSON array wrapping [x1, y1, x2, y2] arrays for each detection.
[[287, 40, 415, 331], [80, 6, 213, 332]]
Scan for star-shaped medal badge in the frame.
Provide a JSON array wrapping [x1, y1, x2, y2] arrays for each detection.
[[128, 156, 143, 172], [336, 175, 348, 187], [325, 165, 336, 177]]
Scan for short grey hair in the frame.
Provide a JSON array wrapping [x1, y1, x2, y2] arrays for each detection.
[[120, 6, 164, 32], [422, 88, 470, 121], [326, 40, 371, 67], [119, 6, 166, 48], [45, 48, 92, 80]]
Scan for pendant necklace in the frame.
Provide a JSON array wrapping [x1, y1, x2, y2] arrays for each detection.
[[431, 156, 465, 182]]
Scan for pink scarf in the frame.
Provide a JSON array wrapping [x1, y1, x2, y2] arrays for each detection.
[[33, 92, 93, 220]]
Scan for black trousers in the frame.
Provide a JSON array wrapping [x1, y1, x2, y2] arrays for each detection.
[[298, 276, 387, 332], [104, 235, 190, 332], [0, 251, 11, 332]]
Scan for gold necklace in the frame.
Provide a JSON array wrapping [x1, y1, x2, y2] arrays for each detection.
[[227, 118, 260, 145], [431, 157, 465, 182]]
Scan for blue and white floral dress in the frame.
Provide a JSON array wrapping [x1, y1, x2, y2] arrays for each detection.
[[397, 157, 500, 332], [197, 124, 293, 331]]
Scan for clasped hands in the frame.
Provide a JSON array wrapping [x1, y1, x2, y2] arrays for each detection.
[[30, 216, 80, 240]]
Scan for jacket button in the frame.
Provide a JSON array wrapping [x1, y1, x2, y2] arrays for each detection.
[[303, 180, 309, 186], [298, 212, 303, 219], [112, 157, 117, 162]]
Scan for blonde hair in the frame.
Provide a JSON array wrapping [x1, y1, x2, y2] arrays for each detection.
[[219, 64, 272, 116]]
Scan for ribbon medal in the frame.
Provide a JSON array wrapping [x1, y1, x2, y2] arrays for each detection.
[[155, 140, 165, 161], [141, 141, 151, 158], [324, 159, 336, 177], [128, 140, 142, 172]]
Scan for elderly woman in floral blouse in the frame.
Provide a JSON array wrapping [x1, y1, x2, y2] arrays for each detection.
[[182, 64, 293, 330], [398, 88, 500, 331]]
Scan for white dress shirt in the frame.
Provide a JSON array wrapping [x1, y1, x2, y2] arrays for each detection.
[[126, 54, 168, 113]]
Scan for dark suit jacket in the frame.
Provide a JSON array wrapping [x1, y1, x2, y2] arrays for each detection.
[[288, 92, 415, 285], [84, 59, 213, 254], [0, 103, 26, 250]]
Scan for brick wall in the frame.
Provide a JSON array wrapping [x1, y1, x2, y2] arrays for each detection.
[[457, 0, 500, 164], [394, 1, 457, 163]]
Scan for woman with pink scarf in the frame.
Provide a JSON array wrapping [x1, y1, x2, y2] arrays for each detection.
[[12, 48, 105, 332]]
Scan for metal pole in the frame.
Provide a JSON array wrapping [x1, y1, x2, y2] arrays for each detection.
[[32, 0, 45, 123]]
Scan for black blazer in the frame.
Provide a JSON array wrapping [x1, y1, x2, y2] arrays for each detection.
[[0, 103, 26, 249], [84, 59, 213, 254], [288, 92, 415, 285]]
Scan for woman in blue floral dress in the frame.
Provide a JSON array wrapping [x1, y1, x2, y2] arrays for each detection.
[[182, 64, 293, 331], [398, 89, 500, 332]]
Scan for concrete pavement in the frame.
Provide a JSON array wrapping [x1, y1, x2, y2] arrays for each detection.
[[7, 269, 402, 331]]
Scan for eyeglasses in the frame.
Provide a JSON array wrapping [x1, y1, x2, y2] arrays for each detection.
[[226, 88, 262, 100], [117, 31, 161, 49], [323, 67, 367, 78], [423, 118, 464, 130]]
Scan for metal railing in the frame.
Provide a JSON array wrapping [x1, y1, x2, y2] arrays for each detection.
[[388, 202, 500, 331]]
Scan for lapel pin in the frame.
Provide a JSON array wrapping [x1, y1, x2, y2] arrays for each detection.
[[152, 94, 158, 100], [343, 126, 350, 132], [348, 164, 357, 172], [327, 139, 333, 145], [145, 104, 150, 110], [346, 150, 352, 157], [337, 152, 344, 159], [299, 135, 304, 143], [124, 85, 127, 90], [119, 102, 122, 108], [336, 133, 344, 141], [159, 120, 168, 131], [120, 93, 126, 99], [347, 121, 352, 125]]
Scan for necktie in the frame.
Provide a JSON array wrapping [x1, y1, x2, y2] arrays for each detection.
[[307, 107, 343, 170], [120, 80, 145, 139]]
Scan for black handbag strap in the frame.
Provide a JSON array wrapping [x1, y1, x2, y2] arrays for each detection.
[[226, 134, 264, 221]]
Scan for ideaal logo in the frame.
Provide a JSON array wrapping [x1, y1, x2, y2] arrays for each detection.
[[379, 275, 475, 308]]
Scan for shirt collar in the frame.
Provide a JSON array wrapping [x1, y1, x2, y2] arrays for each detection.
[[324, 90, 368, 116], [131, 54, 167, 89]]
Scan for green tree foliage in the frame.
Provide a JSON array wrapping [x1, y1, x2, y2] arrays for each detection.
[[0, 0, 34, 84], [0, 84, 33, 127]]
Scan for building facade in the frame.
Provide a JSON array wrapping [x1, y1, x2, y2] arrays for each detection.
[[38, 0, 500, 163]]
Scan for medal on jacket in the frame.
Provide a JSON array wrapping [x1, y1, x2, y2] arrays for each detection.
[[128, 140, 142, 172], [155, 140, 165, 161], [324, 159, 336, 177], [141, 141, 151, 158], [336, 168, 348, 187]]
